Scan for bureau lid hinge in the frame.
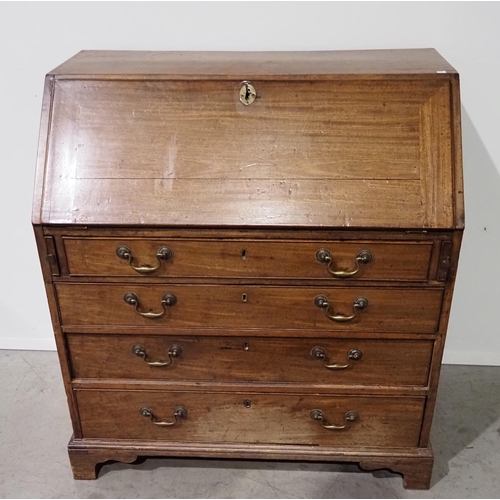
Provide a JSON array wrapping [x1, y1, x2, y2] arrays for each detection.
[[437, 240, 452, 281]]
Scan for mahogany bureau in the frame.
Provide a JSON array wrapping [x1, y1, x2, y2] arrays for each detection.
[[32, 49, 464, 489]]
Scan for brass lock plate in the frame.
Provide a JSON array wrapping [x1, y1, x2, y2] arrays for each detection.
[[239, 81, 256, 105]]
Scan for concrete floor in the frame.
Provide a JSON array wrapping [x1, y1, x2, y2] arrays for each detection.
[[0, 351, 499, 499]]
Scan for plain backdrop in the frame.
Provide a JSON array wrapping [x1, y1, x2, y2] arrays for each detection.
[[1, 2, 499, 365]]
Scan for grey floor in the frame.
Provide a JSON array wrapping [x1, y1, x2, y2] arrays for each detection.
[[0, 351, 499, 499]]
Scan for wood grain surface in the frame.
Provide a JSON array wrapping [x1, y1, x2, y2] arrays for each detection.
[[67, 334, 433, 386], [56, 283, 443, 332], [68, 438, 434, 488], [63, 237, 432, 280], [75, 389, 425, 447], [50, 49, 457, 78], [36, 78, 456, 228]]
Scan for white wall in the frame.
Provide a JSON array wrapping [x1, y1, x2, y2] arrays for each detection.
[[1, 2, 499, 364]]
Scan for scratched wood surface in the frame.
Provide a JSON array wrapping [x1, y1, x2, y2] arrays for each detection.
[[36, 77, 456, 228], [67, 334, 433, 386], [63, 237, 432, 280], [75, 389, 425, 447], [56, 283, 443, 332]]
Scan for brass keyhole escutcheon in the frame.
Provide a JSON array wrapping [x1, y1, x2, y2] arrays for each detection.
[[244, 399, 251, 408], [239, 81, 256, 105]]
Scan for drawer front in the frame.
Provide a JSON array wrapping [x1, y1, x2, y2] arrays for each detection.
[[63, 238, 432, 281], [57, 284, 443, 333], [68, 334, 433, 387], [76, 390, 424, 447]]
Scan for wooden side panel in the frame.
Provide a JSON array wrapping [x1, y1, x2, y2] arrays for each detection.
[[67, 335, 433, 387], [419, 230, 463, 446], [32, 225, 82, 438], [75, 390, 425, 447], [32, 76, 54, 224], [450, 75, 465, 228], [56, 284, 443, 333]]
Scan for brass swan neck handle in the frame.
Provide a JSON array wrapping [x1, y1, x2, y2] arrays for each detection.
[[316, 248, 372, 278], [116, 245, 173, 274], [310, 410, 359, 430], [310, 347, 363, 369], [132, 344, 182, 367], [124, 292, 177, 319], [314, 295, 368, 323], [140, 406, 187, 427]]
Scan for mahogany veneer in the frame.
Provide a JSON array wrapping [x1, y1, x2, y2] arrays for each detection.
[[33, 49, 463, 489]]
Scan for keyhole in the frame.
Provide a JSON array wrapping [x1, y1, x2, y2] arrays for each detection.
[[241, 249, 247, 260], [242, 293, 248, 303], [239, 82, 256, 105], [244, 399, 251, 408], [243, 342, 249, 351]]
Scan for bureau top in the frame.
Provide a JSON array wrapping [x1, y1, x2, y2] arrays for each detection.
[[50, 49, 457, 79], [33, 50, 464, 229]]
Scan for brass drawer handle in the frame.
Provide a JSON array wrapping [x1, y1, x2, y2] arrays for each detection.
[[140, 406, 187, 427], [310, 409, 359, 430], [314, 295, 368, 322], [132, 344, 182, 367], [116, 245, 173, 274], [316, 248, 372, 278], [310, 347, 362, 369], [124, 292, 177, 319]]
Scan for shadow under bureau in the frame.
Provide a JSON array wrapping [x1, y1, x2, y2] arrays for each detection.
[[32, 49, 464, 490]]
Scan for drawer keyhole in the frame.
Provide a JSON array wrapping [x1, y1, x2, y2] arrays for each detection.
[[242, 293, 248, 303], [244, 399, 251, 408], [241, 249, 247, 260]]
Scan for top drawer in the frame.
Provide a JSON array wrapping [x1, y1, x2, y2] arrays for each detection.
[[62, 238, 432, 281]]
